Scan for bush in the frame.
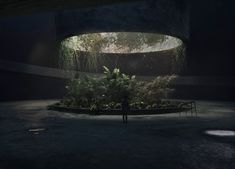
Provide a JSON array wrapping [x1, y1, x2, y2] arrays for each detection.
[[63, 66, 177, 109]]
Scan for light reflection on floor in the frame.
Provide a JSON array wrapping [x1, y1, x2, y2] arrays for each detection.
[[205, 130, 235, 137]]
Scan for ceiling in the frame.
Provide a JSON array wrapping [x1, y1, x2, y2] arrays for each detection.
[[0, 0, 139, 17]]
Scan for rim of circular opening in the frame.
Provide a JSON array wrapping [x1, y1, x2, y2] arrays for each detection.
[[61, 32, 184, 54]]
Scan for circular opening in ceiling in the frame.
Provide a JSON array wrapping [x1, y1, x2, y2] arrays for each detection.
[[204, 130, 235, 137], [59, 32, 185, 75], [62, 32, 183, 54]]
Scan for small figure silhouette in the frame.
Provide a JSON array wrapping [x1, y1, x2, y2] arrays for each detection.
[[121, 95, 129, 124]]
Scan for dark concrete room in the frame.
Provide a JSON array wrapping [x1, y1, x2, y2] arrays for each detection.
[[0, 0, 235, 169]]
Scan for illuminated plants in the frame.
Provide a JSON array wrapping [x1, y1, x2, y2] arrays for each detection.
[[52, 32, 187, 114], [55, 67, 177, 111], [62, 66, 136, 110]]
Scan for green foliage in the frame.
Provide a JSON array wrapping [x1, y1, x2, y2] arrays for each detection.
[[58, 32, 184, 74], [114, 32, 145, 52], [136, 75, 177, 104], [103, 66, 137, 103], [65, 76, 107, 109], [62, 67, 177, 110], [58, 34, 105, 73], [58, 39, 77, 71], [171, 44, 186, 73]]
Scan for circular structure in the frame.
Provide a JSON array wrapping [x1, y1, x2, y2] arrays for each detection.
[[63, 32, 183, 53], [59, 32, 185, 75], [205, 130, 235, 137], [56, 0, 190, 76], [48, 101, 191, 115]]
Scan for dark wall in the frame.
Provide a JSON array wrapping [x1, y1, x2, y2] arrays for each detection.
[[0, 12, 57, 67], [186, 0, 235, 76], [0, 12, 63, 100], [0, 70, 67, 101]]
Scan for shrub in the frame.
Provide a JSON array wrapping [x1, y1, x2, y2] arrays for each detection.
[[63, 66, 176, 109]]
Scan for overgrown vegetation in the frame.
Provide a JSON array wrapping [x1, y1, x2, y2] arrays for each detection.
[[58, 67, 177, 110], [58, 32, 184, 73], [55, 33, 186, 112]]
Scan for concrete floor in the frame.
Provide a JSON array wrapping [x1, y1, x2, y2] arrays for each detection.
[[0, 100, 235, 169]]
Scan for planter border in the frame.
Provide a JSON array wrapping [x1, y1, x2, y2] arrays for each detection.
[[48, 103, 191, 115]]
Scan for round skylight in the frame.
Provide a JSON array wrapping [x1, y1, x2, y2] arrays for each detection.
[[62, 32, 183, 54]]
